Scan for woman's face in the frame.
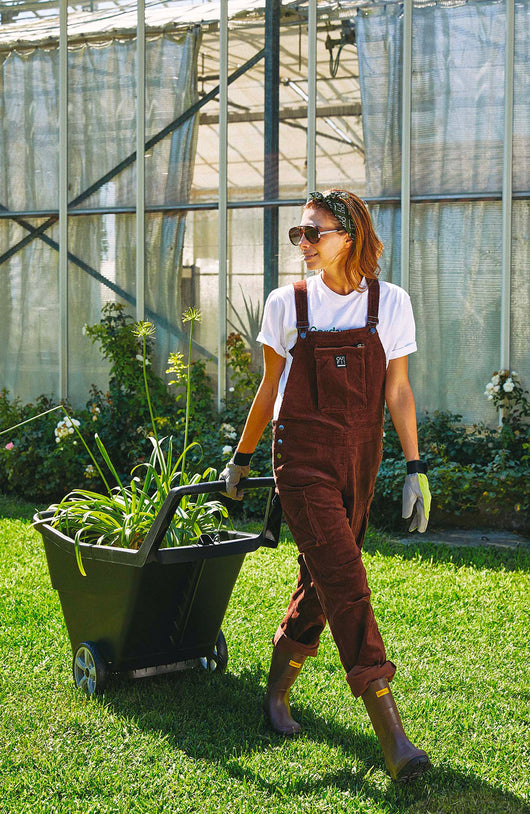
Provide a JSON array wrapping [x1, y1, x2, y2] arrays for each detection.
[[298, 206, 352, 274]]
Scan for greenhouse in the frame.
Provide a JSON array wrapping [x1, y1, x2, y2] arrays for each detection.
[[0, 0, 528, 424]]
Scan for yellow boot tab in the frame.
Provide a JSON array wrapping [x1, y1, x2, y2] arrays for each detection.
[[288, 659, 302, 669], [376, 687, 390, 698]]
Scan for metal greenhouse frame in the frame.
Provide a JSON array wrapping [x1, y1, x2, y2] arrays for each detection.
[[0, 0, 527, 423]]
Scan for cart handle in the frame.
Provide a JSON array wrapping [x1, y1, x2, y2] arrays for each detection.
[[137, 477, 278, 563]]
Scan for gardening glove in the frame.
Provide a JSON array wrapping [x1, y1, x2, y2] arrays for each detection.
[[220, 452, 252, 501], [402, 461, 431, 533]]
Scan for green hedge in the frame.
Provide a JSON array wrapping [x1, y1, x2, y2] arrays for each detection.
[[373, 407, 529, 533], [1, 305, 528, 533]]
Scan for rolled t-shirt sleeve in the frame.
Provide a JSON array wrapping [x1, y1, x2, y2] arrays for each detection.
[[387, 290, 417, 361], [256, 290, 287, 357]]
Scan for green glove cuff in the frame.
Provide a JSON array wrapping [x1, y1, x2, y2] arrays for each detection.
[[418, 473, 432, 519]]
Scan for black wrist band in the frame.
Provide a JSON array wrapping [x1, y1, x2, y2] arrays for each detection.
[[233, 451, 253, 466], [407, 459, 428, 475]]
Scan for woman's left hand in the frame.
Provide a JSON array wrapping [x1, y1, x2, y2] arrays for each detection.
[[402, 473, 431, 533]]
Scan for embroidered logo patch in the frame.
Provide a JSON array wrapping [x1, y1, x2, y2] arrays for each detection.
[[335, 354, 347, 368]]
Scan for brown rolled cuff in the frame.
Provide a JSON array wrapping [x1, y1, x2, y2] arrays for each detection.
[[272, 628, 320, 658], [346, 661, 397, 697]]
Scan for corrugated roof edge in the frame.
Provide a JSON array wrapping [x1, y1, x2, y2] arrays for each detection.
[[0, 0, 326, 48]]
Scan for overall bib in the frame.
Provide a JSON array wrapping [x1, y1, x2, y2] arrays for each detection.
[[273, 279, 396, 697]]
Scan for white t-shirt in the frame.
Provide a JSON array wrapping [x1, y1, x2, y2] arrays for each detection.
[[256, 272, 417, 420]]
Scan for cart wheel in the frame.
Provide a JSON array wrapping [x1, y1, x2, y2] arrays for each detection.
[[73, 641, 107, 696], [200, 630, 228, 673]]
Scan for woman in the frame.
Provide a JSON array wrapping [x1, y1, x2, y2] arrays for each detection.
[[221, 190, 432, 781]]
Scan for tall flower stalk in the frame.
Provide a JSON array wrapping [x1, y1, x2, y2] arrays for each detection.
[[181, 307, 201, 483], [132, 321, 168, 483]]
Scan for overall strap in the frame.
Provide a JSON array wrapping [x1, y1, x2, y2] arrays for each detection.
[[366, 279, 380, 334], [293, 280, 310, 338]]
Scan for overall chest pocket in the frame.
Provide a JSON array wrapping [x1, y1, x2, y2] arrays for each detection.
[[314, 344, 367, 413]]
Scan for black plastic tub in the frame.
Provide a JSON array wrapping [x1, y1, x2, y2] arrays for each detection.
[[33, 478, 281, 694]]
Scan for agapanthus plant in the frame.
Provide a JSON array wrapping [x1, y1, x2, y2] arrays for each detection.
[[2, 308, 229, 575]]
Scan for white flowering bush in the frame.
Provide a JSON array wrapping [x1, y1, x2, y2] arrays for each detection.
[[484, 369, 529, 452], [54, 416, 81, 443], [220, 423, 238, 441], [220, 423, 237, 459], [89, 403, 101, 422], [484, 370, 523, 407], [0, 393, 97, 501]]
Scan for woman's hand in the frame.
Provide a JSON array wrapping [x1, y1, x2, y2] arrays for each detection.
[[220, 459, 250, 501], [385, 357, 430, 533], [402, 471, 431, 532]]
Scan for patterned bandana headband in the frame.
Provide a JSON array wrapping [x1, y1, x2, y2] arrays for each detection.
[[307, 191, 356, 241]]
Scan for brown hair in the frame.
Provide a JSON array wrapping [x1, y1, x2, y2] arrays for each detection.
[[305, 188, 383, 291]]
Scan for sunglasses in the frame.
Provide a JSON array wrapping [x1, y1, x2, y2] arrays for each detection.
[[288, 225, 342, 246]]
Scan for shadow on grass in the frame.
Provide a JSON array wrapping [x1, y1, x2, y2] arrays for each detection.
[[102, 666, 528, 814], [363, 528, 530, 574]]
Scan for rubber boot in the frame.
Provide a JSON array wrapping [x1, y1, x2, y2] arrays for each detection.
[[264, 646, 307, 736], [362, 678, 431, 781]]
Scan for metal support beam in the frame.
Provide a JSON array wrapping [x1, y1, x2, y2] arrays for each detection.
[[400, 0, 412, 291], [263, 0, 281, 300], [200, 101, 362, 126], [306, 0, 317, 193], [59, 0, 68, 400], [500, 0, 514, 373], [218, 0, 228, 410], [136, 0, 145, 322], [4, 189, 530, 225]]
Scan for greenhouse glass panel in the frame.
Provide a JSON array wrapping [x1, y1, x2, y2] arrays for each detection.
[[410, 1, 505, 197], [368, 204, 400, 286], [67, 213, 136, 400], [181, 207, 221, 385], [227, 22, 266, 202], [409, 202, 503, 424], [68, 36, 137, 210], [145, 28, 202, 208], [0, 218, 60, 402], [511, 202, 530, 388], [0, 38, 60, 212], [145, 210, 204, 379], [513, 0, 530, 193]]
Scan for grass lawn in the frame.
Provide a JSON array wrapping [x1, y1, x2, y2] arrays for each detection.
[[0, 494, 529, 814]]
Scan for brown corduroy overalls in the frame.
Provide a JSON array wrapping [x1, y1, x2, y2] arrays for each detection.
[[272, 278, 396, 697]]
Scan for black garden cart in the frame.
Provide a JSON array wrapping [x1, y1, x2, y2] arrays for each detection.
[[34, 478, 280, 696]]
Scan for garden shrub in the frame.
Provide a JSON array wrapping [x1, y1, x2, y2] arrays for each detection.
[[372, 395, 529, 532], [0, 393, 95, 502]]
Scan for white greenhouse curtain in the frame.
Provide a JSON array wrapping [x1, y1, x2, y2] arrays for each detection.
[[0, 26, 202, 404], [357, 0, 530, 423]]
